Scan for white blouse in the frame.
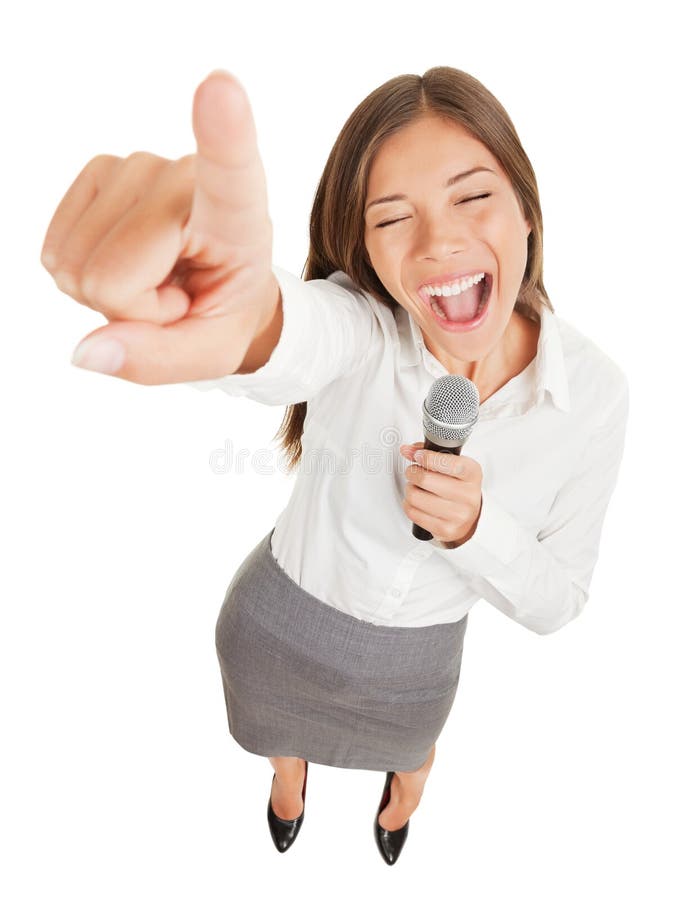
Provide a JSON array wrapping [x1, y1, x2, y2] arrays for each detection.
[[187, 265, 630, 635]]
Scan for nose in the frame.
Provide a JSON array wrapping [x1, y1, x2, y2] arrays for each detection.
[[415, 214, 468, 260]]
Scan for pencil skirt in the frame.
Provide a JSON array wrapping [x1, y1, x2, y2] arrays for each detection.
[[214, 528, 469, 772]]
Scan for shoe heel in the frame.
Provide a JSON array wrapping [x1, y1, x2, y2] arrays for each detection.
[[374, 770, 409, 865], [267, 759, 308, 853]]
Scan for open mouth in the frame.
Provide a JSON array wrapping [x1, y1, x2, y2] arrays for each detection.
[[426, 273, 492, 331]]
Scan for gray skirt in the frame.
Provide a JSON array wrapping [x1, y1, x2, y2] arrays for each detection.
[[214, 528, 469, 773]]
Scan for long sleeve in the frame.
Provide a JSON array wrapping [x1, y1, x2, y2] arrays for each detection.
[[432, 376, 630, 635], [183, 264, 379, 405]]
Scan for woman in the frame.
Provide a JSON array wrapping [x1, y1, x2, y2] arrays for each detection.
[[42, 67, 629, 866]]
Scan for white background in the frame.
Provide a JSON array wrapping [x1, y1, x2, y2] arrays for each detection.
[[3, 0, 672, 895]]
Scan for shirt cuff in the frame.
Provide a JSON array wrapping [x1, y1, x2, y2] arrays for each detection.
[[183, 264, 311, 403], [430, 487, 521, 576]]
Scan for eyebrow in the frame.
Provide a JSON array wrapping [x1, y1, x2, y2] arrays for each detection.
[[365, 166, 497, 213]]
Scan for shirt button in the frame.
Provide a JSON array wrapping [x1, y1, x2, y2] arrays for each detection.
[[390, 588, 401, 599], [412, 548, 427, 559]]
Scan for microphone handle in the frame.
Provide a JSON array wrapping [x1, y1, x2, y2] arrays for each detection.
[[412, 436, 462, 542]]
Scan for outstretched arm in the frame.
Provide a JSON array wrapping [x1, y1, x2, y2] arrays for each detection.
[[185, 265, 379, 405]]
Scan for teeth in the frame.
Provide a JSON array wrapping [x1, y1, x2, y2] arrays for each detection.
[[431, 299, 448, 319], [422, 272, 486, 298], [429, 274, 490, 323]]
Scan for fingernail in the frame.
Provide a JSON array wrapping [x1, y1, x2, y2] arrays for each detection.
[[71, 337, 126, 374]]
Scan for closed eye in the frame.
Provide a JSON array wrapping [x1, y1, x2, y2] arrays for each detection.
[[461, 193, 492, 205], [375, 193, 492, 228]]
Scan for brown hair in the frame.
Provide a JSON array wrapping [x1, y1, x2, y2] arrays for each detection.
[[274, 65, 553, 472]]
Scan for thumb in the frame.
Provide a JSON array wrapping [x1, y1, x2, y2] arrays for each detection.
[[70, 302, 256, 385]]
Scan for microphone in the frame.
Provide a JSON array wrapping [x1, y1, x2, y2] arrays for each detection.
[[412, 374, 480, 542]]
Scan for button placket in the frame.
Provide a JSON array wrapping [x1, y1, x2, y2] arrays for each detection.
[[374, 545, 433, 621]]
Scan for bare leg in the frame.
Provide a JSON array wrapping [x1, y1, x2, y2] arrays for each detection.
[[378, 743, 436, 831], [268, 755, 306, 819]]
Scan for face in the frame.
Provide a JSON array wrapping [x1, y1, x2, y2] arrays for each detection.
[[363, 114, 532, 380]]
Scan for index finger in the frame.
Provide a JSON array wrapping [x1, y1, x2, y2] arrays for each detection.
[[411, 448, 476, 480], [188, 70, 271, 247]]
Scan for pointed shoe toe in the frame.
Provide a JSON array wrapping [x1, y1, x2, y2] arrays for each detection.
[[374, 770, 409, 865], [267, 760, 308, 853]]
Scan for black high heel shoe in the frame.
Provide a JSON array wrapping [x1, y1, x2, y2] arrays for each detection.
[[267, 759, 308, 853], [374, 770, 409, 865]]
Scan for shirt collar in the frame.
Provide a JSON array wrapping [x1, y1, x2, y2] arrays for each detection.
[[396, 302, 570, 413]]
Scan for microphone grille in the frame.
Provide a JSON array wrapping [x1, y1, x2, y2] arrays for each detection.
[[423, 374, 480, 444]]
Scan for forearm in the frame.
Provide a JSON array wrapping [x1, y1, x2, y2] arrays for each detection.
[[232, 274, 283, 374]]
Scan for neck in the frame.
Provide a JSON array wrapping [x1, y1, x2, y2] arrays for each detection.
[[423, 312, 520, 379], [422, 309, 540, 402]]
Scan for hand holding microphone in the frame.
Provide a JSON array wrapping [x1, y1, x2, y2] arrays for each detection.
[[400, 374, 484, 548]]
